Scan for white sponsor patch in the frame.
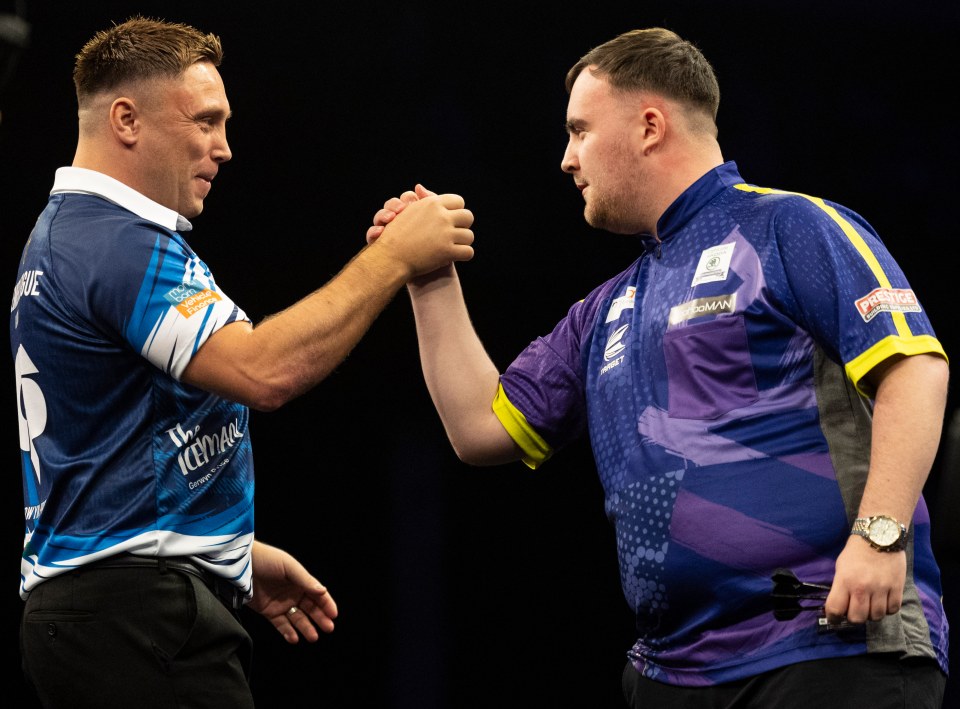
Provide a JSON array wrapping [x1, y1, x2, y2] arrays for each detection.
[[668, 294, 737, 325], [691, 243, 735, 286]]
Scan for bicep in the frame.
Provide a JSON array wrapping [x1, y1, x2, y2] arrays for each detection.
[[180, 320, 259, 403]]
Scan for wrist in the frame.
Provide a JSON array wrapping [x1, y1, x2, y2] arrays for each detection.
[[850, 515, 907, 552]]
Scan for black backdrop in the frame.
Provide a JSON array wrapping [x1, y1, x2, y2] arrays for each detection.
[[2, 1, 957, 707]]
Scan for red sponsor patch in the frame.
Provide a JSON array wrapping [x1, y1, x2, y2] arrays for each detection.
[[855, 287, 920, 322]]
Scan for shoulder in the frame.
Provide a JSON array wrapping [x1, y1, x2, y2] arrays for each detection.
[[50, 194, 189, 266], [730, 183, 867, 226]]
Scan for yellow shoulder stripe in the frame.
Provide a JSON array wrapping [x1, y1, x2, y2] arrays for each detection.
[[733, 183, 910, 338]]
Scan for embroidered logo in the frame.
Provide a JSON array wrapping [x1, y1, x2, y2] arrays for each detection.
[[164, 280, 222, 318], [855, 287, 921, 322]]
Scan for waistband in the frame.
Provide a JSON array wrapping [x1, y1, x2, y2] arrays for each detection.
[[88, 553, 246, 610]]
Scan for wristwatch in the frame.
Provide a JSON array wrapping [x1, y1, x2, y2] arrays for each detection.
[[850, 515, 907, 552]]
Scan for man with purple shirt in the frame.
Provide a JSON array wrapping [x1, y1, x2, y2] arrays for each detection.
[[370, 27, 949, 708]]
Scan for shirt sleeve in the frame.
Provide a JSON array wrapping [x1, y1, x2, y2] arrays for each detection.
[[54, 217, 249, 380], [496, 291, 606, 467], [773, 195, 946, 395]]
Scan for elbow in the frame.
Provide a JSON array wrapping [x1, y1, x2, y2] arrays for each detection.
[[444, 421, 496, 464], [449, 434, 521, 468], [452, 442, 487, 467], [226, 358, 336, 411], [441, 412, 526, 467], [240, 376, 302, 412], [247, 396, 284, 413]]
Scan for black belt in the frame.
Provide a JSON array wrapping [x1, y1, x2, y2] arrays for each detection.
[[88, 553, 246, 610]]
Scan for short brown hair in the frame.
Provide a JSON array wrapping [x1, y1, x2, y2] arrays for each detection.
[[565, 28, 719, 123], [73, 15, 223, 103]]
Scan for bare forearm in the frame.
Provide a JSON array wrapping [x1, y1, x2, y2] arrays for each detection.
[[183, 192, 475, 409], [185, 242, 411, 409], [253, 246, 410, 396], [408, 267, 519, 464], [824, 353, 948, 624]]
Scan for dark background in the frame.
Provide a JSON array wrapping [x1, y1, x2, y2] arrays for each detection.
[[2, 1, 957, 707]]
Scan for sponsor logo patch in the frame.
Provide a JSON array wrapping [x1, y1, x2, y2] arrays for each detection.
[[601, 324, 629, 375], [164, 280, 222, 318], [604, 324, 629, 361], [605, 286, 636, 323], [668, 294, 737, 325], [855, 287, 921, 322], [691, 243, 735, 286]]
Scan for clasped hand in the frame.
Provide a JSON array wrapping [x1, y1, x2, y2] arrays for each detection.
[[367, 183, 436, 243], [823, 535, 906, 625]]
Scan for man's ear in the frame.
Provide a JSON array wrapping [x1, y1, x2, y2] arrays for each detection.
[[109, 97, 140, 146], [637, 105, 665, 155]]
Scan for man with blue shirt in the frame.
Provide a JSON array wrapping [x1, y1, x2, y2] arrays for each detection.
[[371, 27, 949, 708], [12, 15, 475, 708]]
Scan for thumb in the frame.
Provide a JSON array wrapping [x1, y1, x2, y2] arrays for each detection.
[[415, 183, 438, 199], [822, 580, 848, 624]]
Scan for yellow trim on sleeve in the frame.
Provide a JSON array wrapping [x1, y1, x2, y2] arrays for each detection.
[[492, 383, 553, 470], [733, 184, 949, 396], [846, 335, 948, 397], [733, 183, 911, 337]]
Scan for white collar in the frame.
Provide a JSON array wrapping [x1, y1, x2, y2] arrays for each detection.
[[51, 167, 193, 232]]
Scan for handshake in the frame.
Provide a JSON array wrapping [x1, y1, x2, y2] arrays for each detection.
[[364, 184, 475, 283]]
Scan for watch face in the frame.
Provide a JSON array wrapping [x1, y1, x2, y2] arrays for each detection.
[[868, 517, 901, 546]]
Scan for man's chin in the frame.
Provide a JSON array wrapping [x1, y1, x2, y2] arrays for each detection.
[[583, 206, 603, 229], [585, 209, 623, 234], [584, 205, 643, 235]]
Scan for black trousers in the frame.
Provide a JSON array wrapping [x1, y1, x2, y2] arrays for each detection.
[[21, 563, 254, 709], [622, 653, 946, 709]]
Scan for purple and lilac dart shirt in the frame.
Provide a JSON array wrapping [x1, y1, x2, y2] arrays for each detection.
[[493, 161, 949, 685]]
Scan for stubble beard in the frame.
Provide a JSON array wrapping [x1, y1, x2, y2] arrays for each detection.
[[584, 188, 642, 235]]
